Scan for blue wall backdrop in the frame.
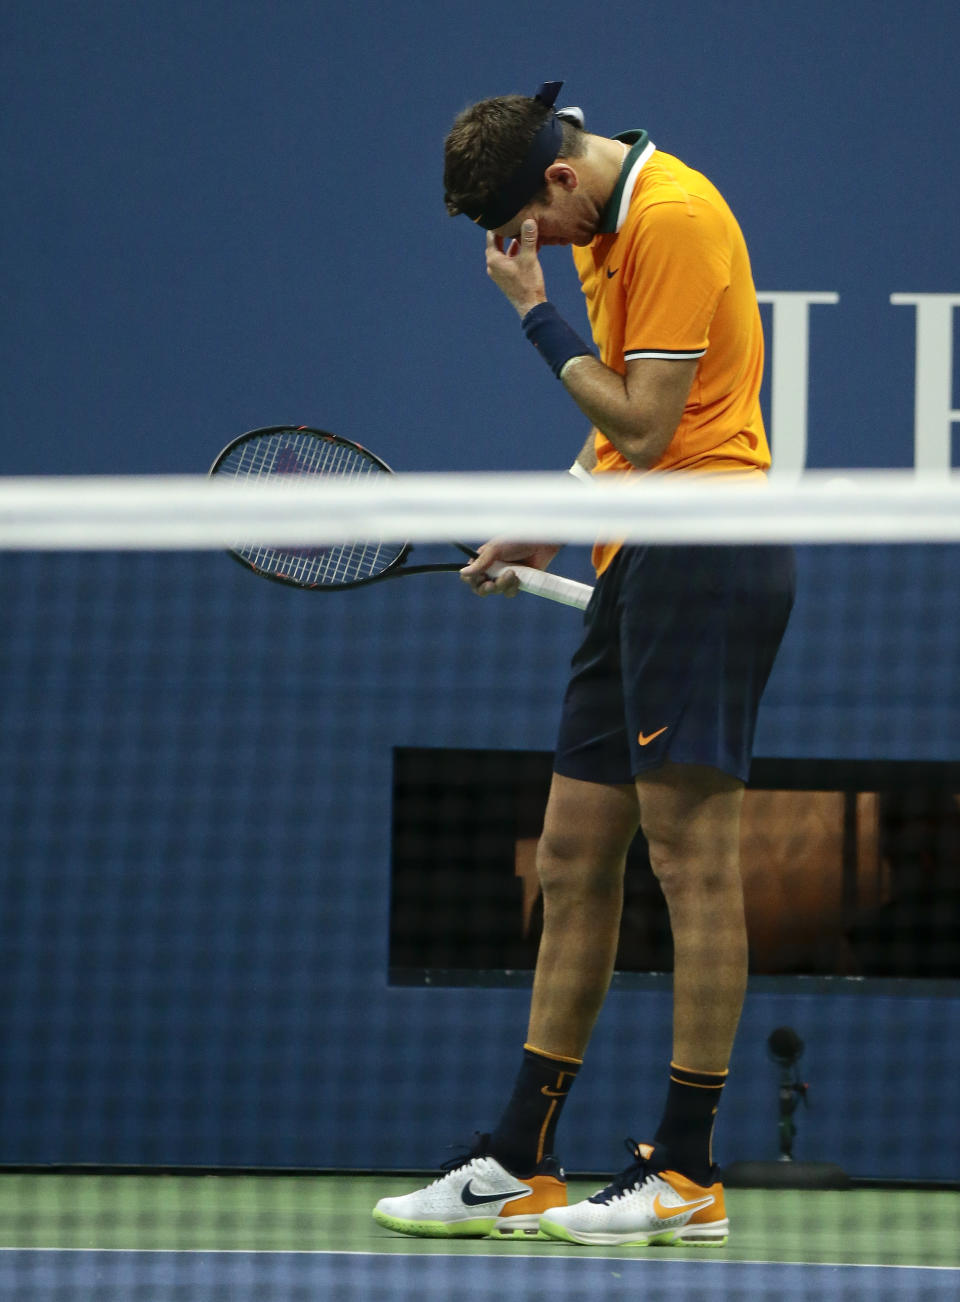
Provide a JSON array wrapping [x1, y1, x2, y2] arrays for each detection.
[[1, 1, 958, 1181]]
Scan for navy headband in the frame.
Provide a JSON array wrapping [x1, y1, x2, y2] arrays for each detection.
[[463, 81, 567, 230]]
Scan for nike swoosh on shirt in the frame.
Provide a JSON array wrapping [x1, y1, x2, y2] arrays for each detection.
[[652, 1192, 715, 1222], [606, 266, 620, 278], [461, 1179, 530, 1206], [637, 726, 669, 746]]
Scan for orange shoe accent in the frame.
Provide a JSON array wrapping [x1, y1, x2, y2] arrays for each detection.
[[660, 1170, 726, 1226], [500, 1174, 567, 1219]]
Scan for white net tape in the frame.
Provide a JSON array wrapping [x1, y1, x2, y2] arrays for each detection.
[[1, 470, 959, 549]]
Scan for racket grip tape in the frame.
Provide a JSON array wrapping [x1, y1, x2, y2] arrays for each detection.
[[485, 561, 594, 611]]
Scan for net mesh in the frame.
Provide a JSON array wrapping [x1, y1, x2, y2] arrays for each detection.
[[0, 472, 958, 1299]]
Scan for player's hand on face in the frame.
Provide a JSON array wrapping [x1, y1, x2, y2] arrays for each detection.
[[485, 220, 548, 317], [460, 540, 562, 597]]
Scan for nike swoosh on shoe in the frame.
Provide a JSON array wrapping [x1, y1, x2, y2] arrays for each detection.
[[652, 1192, 715, 1222], [461, 1179, 531, 1207]]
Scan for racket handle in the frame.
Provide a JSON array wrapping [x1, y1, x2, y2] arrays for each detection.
[[486, 562, 594, 611]]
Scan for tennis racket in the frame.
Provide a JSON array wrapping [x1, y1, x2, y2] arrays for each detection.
[[208, 425, 594, 610]]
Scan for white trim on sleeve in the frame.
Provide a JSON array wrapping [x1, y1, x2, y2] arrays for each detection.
[[624, 347, 707, 361]]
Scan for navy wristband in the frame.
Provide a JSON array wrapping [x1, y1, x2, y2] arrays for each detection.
[[521, 302, 594, 379]]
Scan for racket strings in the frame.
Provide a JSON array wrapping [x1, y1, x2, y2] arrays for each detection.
[[216, 431, 404, 586]]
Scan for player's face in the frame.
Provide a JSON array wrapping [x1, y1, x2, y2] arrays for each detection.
[[496, 180, 598, 248]]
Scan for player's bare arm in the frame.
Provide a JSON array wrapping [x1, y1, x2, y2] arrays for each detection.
[[486, 219, 696, 468], [561, 352, 697, 468], [572, 431, 597, 475]]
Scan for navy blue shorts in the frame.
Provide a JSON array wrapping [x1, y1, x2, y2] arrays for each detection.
[[554, 543, 796, 785]]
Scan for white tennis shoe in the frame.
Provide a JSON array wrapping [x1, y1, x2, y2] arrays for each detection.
[[539, 1140, 729, 1246], [372, 1137, 567, 1239]]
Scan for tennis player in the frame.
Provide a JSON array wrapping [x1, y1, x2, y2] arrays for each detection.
[[373, 81, 795, 1246]]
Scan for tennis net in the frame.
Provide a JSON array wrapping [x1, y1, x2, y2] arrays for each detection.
[[0, 469, 958, 1300]]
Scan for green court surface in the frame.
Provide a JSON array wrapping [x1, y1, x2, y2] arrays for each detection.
[[0, 1172, 957, 1267]]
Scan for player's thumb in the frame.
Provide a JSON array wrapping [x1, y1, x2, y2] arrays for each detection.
[[520, 219, 538, 251]]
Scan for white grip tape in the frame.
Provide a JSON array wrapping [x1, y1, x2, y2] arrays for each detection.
[[485, 561, 594, 611]]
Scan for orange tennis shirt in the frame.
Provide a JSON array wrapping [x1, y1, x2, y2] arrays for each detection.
[[571, 131, 770, 574]]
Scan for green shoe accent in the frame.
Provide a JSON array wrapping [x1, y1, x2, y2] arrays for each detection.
[[488, 1219, 543, 1240], [371, 1209, 494, 1238], [645, 1228, 682, 1246], [537, 1217, 582, 1244]]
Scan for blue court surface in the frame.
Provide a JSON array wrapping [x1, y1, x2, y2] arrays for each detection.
[[1, 1250, 957, 1301]]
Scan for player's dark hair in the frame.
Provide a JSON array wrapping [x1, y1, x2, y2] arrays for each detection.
[[443, 94, 585, 220]]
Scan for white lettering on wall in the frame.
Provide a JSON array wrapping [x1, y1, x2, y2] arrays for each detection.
[[890, 293, 960, 471], [756, 292, 840, 477]]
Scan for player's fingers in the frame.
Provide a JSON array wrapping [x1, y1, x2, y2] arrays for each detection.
[[459, 559, 519, 598], [520, 219, 539, 255], [484, 560, 521, 597], [459, 557, 492, 594], [459, 569, 497, 597]]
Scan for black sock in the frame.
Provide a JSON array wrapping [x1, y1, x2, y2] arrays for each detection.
[[489, 1043, 582, 1176], [653, 1061, 727, 1185]]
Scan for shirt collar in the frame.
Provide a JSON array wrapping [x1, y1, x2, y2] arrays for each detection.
[[595, 129, 656, 234]]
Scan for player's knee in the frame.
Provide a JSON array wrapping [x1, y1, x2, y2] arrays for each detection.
[[645, 838, 685, 896], [646, 835, 739, 899], [536, 830, 624, 901]]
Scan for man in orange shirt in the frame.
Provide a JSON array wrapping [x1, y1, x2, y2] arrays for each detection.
[[373, 82, 794, 1246]]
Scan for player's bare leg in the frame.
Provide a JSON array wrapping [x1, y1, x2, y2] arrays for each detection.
[[635, 762, 747, 1072], [526, 773, 640, 1058]]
